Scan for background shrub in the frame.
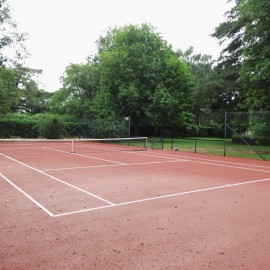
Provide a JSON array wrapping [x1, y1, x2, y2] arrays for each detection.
[[37, 117, 66, 139]]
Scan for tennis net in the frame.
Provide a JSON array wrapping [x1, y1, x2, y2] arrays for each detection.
[[0, 137, 148, 156]]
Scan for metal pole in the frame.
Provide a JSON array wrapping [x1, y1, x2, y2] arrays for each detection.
[[224, 111, 227, 157], [128, 116, 131, 137], [71, 140, 74, 153]]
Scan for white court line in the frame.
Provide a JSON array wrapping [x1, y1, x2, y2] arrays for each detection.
[[53, 177, 270, 217], [187, 159, 270, 173], [41, 148, 186, 172], [128, 151, 270, 173], [144, 151, 270, 170], [43, 146, 125, 165], [0, 173, 54, 217], [42, 159, 187, 172], [40, 149, 270, 173], [0, 153, 114, 206], [73, 140, 146, 152], [68, 151, 126, 165], [2, 150, 269, 218], [126, 150, 182, 160]]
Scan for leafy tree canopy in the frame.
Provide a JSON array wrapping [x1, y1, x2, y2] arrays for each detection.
[[51, 24, 194, 136], [212, 0, 270, 110], [0, 0, 28, 67], [97, 24, 194, 134], [0, 0, 50, 116]]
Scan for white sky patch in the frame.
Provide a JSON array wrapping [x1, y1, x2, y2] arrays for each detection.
[[8, 0, 232, 92]]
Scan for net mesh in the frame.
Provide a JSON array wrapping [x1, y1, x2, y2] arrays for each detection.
[[0, 137, 147, 156]]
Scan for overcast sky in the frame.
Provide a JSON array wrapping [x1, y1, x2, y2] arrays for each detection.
[[9, 0, 232, 92]]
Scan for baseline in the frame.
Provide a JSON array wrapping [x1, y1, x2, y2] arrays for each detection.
[[53, 176, 270, 217]]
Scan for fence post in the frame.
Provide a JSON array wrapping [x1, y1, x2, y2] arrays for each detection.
[[171, 137, 174, 151], [224, 111, 227, 157]]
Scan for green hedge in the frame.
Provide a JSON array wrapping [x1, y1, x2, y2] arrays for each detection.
[[0, 114, 76, 138], [0, 114, 129, 139], [0, 119, 39, 138], [232, 136, 270, 146]]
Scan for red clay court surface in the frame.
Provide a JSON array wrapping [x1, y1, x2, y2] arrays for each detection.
[[1, 143, 270, 269]]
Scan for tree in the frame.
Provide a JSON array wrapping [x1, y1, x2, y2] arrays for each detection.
[[46, 88, 70, 115], [146, 84, 178, 135], [18, 81, 51, 114], [0, 0, 28, 67], [0, 66, 19, 114], [56, 60, 100, 118], [0, 0, 50, 116], [238, 0, 270, 90], [97, 24, 193, 135], [212, 0, 270, 110], [177, 47, 217, 126], [89, 89, 115, 119], [0, 0, 23, 115]]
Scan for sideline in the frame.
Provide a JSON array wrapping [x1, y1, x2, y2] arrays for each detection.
[[0, 172, 54, 217]]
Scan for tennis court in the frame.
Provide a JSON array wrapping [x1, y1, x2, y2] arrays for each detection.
[[1, 138, 270, 269]]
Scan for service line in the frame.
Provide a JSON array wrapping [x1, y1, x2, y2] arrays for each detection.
[[54, 177, 270, 217], [43, 146, 125, 165], [0, 153, 114, 206], [42, 159, 187, 172]]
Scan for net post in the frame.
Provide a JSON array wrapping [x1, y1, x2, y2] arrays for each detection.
[[144, 137, 148, 150], [71, 140, 74, 153]]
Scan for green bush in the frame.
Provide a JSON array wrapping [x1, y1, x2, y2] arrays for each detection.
[[0, 118, 39, 138], [0, 113, 76, 138], [232, 136, 270, 146], [193, 125, 223, 138], [89, 118, 129, 138], [37, 117, 66, 139]]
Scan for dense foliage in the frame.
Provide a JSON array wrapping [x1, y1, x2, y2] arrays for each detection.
[[48, 24, 194, 135], [212, 0, 270, 111], [0, 0, 50, 116], [1, 0, 270, 139]]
